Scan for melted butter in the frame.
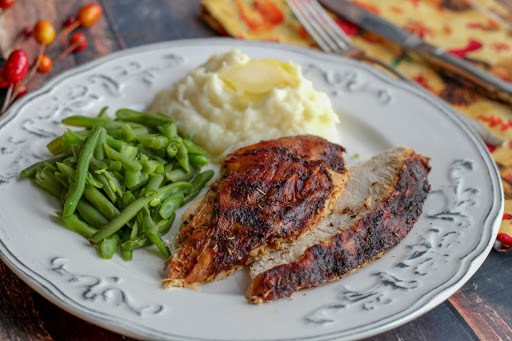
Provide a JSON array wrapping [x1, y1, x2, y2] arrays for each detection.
[[219, 59, 300, 101]]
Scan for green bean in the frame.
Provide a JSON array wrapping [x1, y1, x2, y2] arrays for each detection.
[[47, 136, 64, 155], [137, 134, 169, 149], [107, 160, 122, 171], [157, 213, 175, 235], [120, 229, 133, 261], [140, 157, 158, 175], [106, 137, 127, 151], [104, 144, 142, 171], [92, 172, 116, 201], [59, 213, 98, 238], [189, 154, 209, 168], [184, 170, 215, 204], [76, 199, 109, 228], [159, 192, 184, 219], [122, 190, 136, 205], [94, 127, 107, 160], [130, 220, 139, 239], [56, 162, 102, 189], [145, 174, 164, 197], [182, 139, 208, 156], [62, 115, 112, 128], [176, 142, 190, 173], [163, 162, 174, 176], [149, 182, 193, 207], [20, 156, 66, 178], [43, 162, 58, 173], [121, 124, 137, 142], [83, 185, 120, 220], [98, 169, 124, 196], [54, 172, 69, 188], [34, 168, 63, 198], [88, 181, 192, 244], [167, 167, 196, 183], [159, 122, 177, 139], [23, 107, 213, 262], [97, 106, 109, 118], [141, 207, 170, 258], [86, 172, 103, 188], [166, 141, 178, 158], [63, 126, 104, 217], [71, 144, 83, 160], [99, 233, 120, 259], [121, 145, 138, 159], [115, 108, 173, 127], [120, 214, 175, 252], [121, 236, 151, 251], [124, 169, 141, 189], [92, 159, 108, 171]]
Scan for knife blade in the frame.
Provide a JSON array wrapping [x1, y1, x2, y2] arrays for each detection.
[[319, 0, 512, 105]]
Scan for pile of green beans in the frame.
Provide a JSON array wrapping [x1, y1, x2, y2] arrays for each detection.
[[20, 107, 214, 261]]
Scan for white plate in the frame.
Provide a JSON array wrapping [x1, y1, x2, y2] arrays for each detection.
[[0, 38, 503, 340]]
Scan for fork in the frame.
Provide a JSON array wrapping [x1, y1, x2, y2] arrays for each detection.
[[286, 0, 506, 146], [286, 0, 412, 81]]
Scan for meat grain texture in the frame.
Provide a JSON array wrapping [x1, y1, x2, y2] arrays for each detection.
[[247, 146, 430, 303], [163, 135, 350, 288]]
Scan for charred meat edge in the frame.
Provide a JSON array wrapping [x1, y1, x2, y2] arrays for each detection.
[[163, 136, 349, 288], [246, 152, 430, 303]]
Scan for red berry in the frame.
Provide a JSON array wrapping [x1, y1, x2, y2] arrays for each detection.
[[3, 49, 29, 84], [77, 3, 103, 27], [62, 16, 76, 28], [37, 55, 53, 74], [0, 0, 15, 9], [69, 32, 88, 52], [22, 26, 32, 37]]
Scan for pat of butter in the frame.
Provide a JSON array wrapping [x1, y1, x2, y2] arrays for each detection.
[[219, 59, 300, 98]]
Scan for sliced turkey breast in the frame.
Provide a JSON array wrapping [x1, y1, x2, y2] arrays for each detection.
[[247, 146, 430, 304]]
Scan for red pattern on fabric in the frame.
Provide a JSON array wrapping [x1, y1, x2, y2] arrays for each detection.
[[447, 39, 483, 57], [478, 115, 512, 131], [403, 20, 432, 39], [334, 18, 360, 36], [492, 42, 510, 51]]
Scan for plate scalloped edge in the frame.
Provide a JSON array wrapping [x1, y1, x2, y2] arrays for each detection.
[[0, 38, 504, 341]]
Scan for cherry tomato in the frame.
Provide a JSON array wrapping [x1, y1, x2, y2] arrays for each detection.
[[0, 0, 15, 9], [62, 16, 76, 28], [37, 55, 53, 74], [69, 32, 88, 52], [33, 20, 56, 45], [15, 85, 27, 99], [77, 3, 103, 27], [3, 49, 29, 84]]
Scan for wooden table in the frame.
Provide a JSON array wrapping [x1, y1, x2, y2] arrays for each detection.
[[0, 1, 511, 340]]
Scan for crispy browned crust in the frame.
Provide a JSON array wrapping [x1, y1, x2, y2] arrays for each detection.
[[225, 135, 347, 174], [246, 153, 430, 303], [163, 136, 348, 288]]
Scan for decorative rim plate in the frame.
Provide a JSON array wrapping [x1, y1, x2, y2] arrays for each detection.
[[0, 38, 503, 341]]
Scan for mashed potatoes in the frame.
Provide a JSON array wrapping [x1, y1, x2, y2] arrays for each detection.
[[150, 50, 339, 160]]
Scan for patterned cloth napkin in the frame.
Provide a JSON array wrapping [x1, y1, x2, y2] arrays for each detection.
[[200, 0, 512, 250]]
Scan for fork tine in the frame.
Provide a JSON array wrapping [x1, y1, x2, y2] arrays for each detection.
[[306, 0, 355, 51], [287, 0, 336, 52]]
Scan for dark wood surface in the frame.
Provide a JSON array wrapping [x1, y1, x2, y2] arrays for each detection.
[[0, 1, 511, 340]]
